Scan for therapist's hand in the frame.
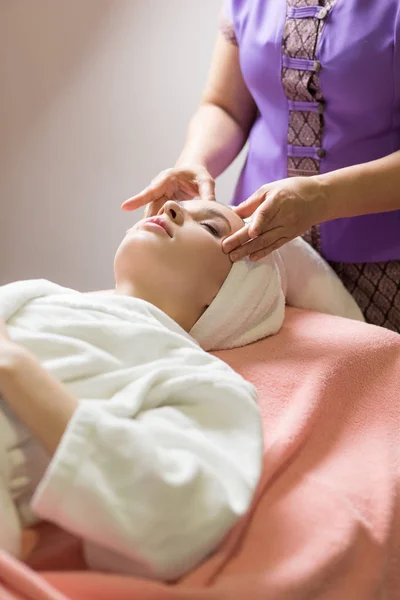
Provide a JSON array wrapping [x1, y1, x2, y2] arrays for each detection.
[[223, 176, 326, 261], [121, 166, 216, 218]]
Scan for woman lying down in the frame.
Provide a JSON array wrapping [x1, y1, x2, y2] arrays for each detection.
[[0, 199, 363, 581]]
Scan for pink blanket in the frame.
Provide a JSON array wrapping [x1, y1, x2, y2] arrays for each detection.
[[1, 308, 399, 599]]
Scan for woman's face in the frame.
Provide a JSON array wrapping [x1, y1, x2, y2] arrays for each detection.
[[114, 200, 244, 319]]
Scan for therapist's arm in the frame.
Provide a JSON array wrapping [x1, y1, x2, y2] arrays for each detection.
[[176, 32, 257, 178], [0, 338, 77, 455], [316, 150, 400, 219]]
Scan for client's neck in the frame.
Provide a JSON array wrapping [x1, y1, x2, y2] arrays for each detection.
[[114, 280, 201, 332]]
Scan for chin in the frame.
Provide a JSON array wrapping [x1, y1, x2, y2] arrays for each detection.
[[114, 243, 168, 289], [120, 230, 168, 256]]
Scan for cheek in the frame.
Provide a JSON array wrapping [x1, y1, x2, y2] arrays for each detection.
[[194, 243, 232, 290]]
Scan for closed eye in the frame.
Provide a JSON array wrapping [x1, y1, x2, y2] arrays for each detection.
[[201, 222, 220, 237]]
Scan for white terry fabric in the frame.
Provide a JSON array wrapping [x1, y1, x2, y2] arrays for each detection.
[[0, 280, 262, 581], [0, 399, 47, 541], [277, 237, 365, 321], [190, 236, 364, 351], [190, 252, 285, 351], [0, 404, 23, 557]]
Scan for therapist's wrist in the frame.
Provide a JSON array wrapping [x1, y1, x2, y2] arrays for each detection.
[[175, 156, 210, 173], [312, 173, 338, 223]]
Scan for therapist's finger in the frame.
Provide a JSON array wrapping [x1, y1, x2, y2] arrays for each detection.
[[222, 224, 251, 254], [144, 197, 167, 218], [121, 178, 168, 211], [229, 227, 285, 262], [198, 177, 216, 202]]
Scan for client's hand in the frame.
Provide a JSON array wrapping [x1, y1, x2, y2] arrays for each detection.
[[121, 166, 216, 218], [0, 318, 23, 371], [222, 176, 326, 261], [0, 318, 10, 341], [0, 317, 77, 454]]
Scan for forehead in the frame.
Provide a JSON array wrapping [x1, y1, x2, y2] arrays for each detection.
[[181, 200, 244, 230]]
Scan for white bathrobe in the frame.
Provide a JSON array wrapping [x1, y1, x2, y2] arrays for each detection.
[[0, 280, 262, 581]]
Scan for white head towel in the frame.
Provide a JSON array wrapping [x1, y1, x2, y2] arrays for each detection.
[[190, 252, 286, 351], [190, 234, 365, 352]]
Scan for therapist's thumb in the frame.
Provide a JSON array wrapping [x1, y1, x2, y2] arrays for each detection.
[[247, 195, 275, 237]]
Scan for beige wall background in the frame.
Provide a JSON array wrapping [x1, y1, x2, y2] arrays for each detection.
[[0, 0, 244, 290]]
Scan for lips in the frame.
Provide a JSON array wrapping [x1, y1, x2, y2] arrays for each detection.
[[144, 216, 173, 238]]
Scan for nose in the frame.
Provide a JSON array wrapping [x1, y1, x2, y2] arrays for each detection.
[[161, 200, 184, 225]]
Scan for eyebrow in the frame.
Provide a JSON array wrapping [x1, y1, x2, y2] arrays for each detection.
[[202, 207, 232, 232], [222, 205, 246, 226]]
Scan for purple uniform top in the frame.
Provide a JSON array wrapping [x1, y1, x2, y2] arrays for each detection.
[[224, 0, 400, 263]]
